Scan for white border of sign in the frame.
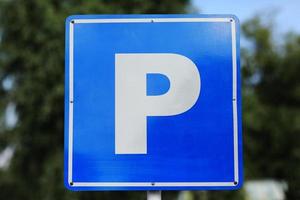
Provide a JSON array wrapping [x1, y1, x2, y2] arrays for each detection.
[[68, 17, 239, 187]]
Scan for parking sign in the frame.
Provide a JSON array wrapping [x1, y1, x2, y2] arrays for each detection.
[[65, 15, 243, 191]]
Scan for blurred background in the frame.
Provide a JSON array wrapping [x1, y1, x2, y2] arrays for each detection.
[[0, 0, 299, 199]]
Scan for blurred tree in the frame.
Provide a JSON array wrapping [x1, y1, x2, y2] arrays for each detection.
[[242, 17, 300, 199], [0, 0, 189, 200]]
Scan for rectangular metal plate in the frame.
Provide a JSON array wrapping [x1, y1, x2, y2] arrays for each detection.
[[64, 14, 243, 191]]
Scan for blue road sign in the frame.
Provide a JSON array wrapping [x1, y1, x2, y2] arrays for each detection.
[[64, 14, 243, 191]]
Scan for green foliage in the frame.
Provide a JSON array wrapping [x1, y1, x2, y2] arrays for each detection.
[[242, 17, 300, 199], [0, 1, 189, 199]]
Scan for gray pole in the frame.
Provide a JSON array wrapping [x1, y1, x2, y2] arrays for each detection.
[[147, 191, 161, 200]]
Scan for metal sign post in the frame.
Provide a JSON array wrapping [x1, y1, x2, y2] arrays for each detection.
[[147, 191, 161, 200]]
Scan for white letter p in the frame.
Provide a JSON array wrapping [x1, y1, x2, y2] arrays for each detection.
[[115, 53, 200, 154]]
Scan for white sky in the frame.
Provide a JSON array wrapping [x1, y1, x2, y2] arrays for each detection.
[[193, 0, 300, 33]]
